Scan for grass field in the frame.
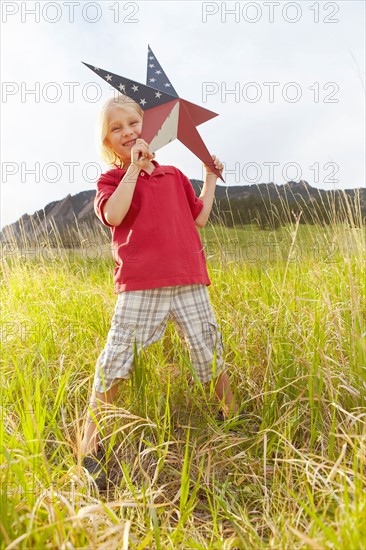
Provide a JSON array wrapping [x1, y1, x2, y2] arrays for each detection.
[[1, 213, 365, 549]]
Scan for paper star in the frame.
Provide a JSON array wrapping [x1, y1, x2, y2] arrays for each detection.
[[82, 44, 224, 180]]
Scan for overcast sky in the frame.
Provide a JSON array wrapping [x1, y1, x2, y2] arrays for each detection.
[[1, 0, 365, 229]]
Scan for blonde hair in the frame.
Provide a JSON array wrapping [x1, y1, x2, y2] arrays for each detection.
[[98, 95, 144, 168]]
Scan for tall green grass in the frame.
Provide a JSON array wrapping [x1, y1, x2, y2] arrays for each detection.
[[1, 195, 365, 549]]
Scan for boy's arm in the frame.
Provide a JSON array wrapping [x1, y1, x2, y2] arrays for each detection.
[[102, 139, 155, 227], [194, 173, 217, 228], [195, 155, 224, 228], [102, 164, 140, 226]]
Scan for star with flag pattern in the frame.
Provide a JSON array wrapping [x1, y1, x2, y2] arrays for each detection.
[[82, 45, 224, 180]]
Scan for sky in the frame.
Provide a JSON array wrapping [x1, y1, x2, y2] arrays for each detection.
[[1, 0, 365, 229]]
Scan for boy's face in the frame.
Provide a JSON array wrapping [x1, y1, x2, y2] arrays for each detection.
[[106, 104, 143, 164]]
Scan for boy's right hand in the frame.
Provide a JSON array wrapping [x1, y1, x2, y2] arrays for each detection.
[[131, 138, 155, 168]]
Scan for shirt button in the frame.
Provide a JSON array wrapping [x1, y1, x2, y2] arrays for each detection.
[[140, 171, 145, 176]]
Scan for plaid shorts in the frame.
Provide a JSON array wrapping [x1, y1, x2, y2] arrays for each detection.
[[93, 284, 225, 392]]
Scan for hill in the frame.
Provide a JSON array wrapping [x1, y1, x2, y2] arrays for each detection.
[[1, 180, 364, 244]]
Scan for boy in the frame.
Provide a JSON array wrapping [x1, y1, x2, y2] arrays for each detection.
[[81, 96, 240, 488]]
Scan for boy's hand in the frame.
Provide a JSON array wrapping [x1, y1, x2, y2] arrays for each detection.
[[131, 138, 155, 168], [204, 155, 224, 178]]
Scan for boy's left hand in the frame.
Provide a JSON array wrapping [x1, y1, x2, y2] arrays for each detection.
[[204, 155, 224, 178]]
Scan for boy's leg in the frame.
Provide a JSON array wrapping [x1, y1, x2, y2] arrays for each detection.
[[207, 370, 239, 418], [81, 381, 120, 455], [81, 288, 172, 456], [171, 285, 240, 418]]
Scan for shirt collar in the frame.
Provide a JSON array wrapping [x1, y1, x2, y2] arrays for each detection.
[[114, 159, 174, 177], [149, 159, 165, 176]]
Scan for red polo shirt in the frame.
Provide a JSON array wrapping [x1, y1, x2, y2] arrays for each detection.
[[94, 160, 211, 293]]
